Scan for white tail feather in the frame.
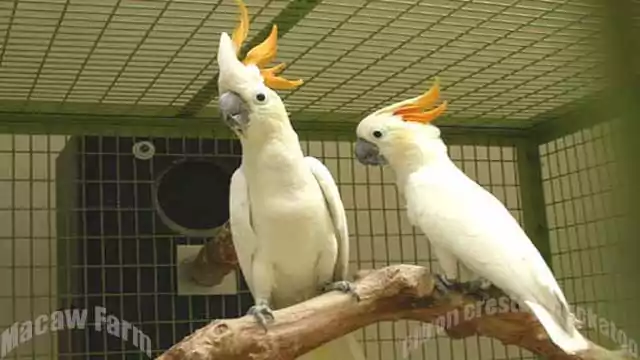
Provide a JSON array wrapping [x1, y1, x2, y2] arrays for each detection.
[[296, 333, 365, 360], [521, 301, 633, 360], [525, 300, 589, 354]]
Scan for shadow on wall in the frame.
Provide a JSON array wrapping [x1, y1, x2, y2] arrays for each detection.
[[55, 136, 252, 359]]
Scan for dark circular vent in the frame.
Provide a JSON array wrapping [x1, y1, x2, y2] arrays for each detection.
[[155, 159, 231, 234]]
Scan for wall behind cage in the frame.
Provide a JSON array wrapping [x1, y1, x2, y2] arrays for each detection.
[[54, 135, 253, 359], [540, 121, 639, 352], [0, 134, 69, 360], [0, 132, 536, 360]]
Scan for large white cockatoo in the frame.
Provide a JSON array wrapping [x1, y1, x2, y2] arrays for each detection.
[[216, 1, 365, 360], [351, 80, 598, 357]]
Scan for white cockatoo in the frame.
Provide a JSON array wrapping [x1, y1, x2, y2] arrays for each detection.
[[216, 2, 365, 360], [351, 80, 594, 356]]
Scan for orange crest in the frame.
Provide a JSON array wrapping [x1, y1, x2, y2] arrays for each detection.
[[230, 0, 303, 90], [392, 79, 448, 124]]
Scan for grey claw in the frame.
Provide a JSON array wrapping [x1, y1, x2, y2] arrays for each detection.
[[434, 274, 459, 295], [459, 279, 492, 301], [322, 280, 360, 301], [247, 303, 274, 331]]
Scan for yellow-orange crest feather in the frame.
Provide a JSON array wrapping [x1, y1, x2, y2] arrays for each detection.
[[392, 79, 448, 124], [231, 0, 249, 55], [229, 0, 303, 90]]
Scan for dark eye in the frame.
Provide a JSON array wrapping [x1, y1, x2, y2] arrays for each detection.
[[256, 93, 266, 102], [372, 130, 383, 139]]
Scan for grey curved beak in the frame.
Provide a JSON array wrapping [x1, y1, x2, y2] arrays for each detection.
[[355, 138, 387, 166], [218, 91, 250, 132]]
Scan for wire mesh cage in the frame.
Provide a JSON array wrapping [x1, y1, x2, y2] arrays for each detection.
[[0, 0, 638, 359]]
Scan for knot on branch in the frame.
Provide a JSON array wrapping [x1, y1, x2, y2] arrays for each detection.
[[361, 265, 435, 300]]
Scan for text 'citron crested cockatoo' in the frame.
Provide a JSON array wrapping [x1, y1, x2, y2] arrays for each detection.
[[351, 80, 600, 357], [216, 1, 365, 360]]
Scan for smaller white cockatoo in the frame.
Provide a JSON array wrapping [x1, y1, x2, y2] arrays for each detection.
[[351, 80, 595, 356], [215, 1, 365, 360]]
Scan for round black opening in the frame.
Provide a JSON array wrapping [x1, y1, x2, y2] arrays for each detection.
[[155, 160, 231, 232]]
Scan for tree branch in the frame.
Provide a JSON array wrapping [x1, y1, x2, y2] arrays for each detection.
[[156, 265, 629, 360]]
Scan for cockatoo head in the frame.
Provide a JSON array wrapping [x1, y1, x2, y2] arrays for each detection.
[[217, 0, 303, 137], [354, 79, 449, 167]]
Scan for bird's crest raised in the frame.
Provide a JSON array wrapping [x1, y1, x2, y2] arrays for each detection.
[[230, 0, 303, 90], [375, 79, 448, 124]]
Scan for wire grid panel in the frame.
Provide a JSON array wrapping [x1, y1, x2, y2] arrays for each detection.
[[0, 131, 580, 360], [0, 134, 70, 360], [0, 0, 604, 128], [0, 133, 251, 359], [300, 135, 534, 360], [272, 0, 604, 124], [51, 135, 253, 359], [540, 121, 632, 349], [0, 0, 289, 110]]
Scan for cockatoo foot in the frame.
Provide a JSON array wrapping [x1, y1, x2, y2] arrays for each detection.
[[434, 275, 492, 301], [321, 280, 360, 301], [459, 279, 492, 301], [247, 300, 274, 331], [434, 274, 461, 295]]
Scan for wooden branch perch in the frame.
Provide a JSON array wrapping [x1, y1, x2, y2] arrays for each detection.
[[186, 221, 238, 287], [157, 265, 629, 360]]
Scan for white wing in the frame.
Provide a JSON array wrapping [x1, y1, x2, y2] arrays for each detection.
[[408, 169, 573, 330], [229, 166, 258, 295], [304, 156, 350, 281]]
